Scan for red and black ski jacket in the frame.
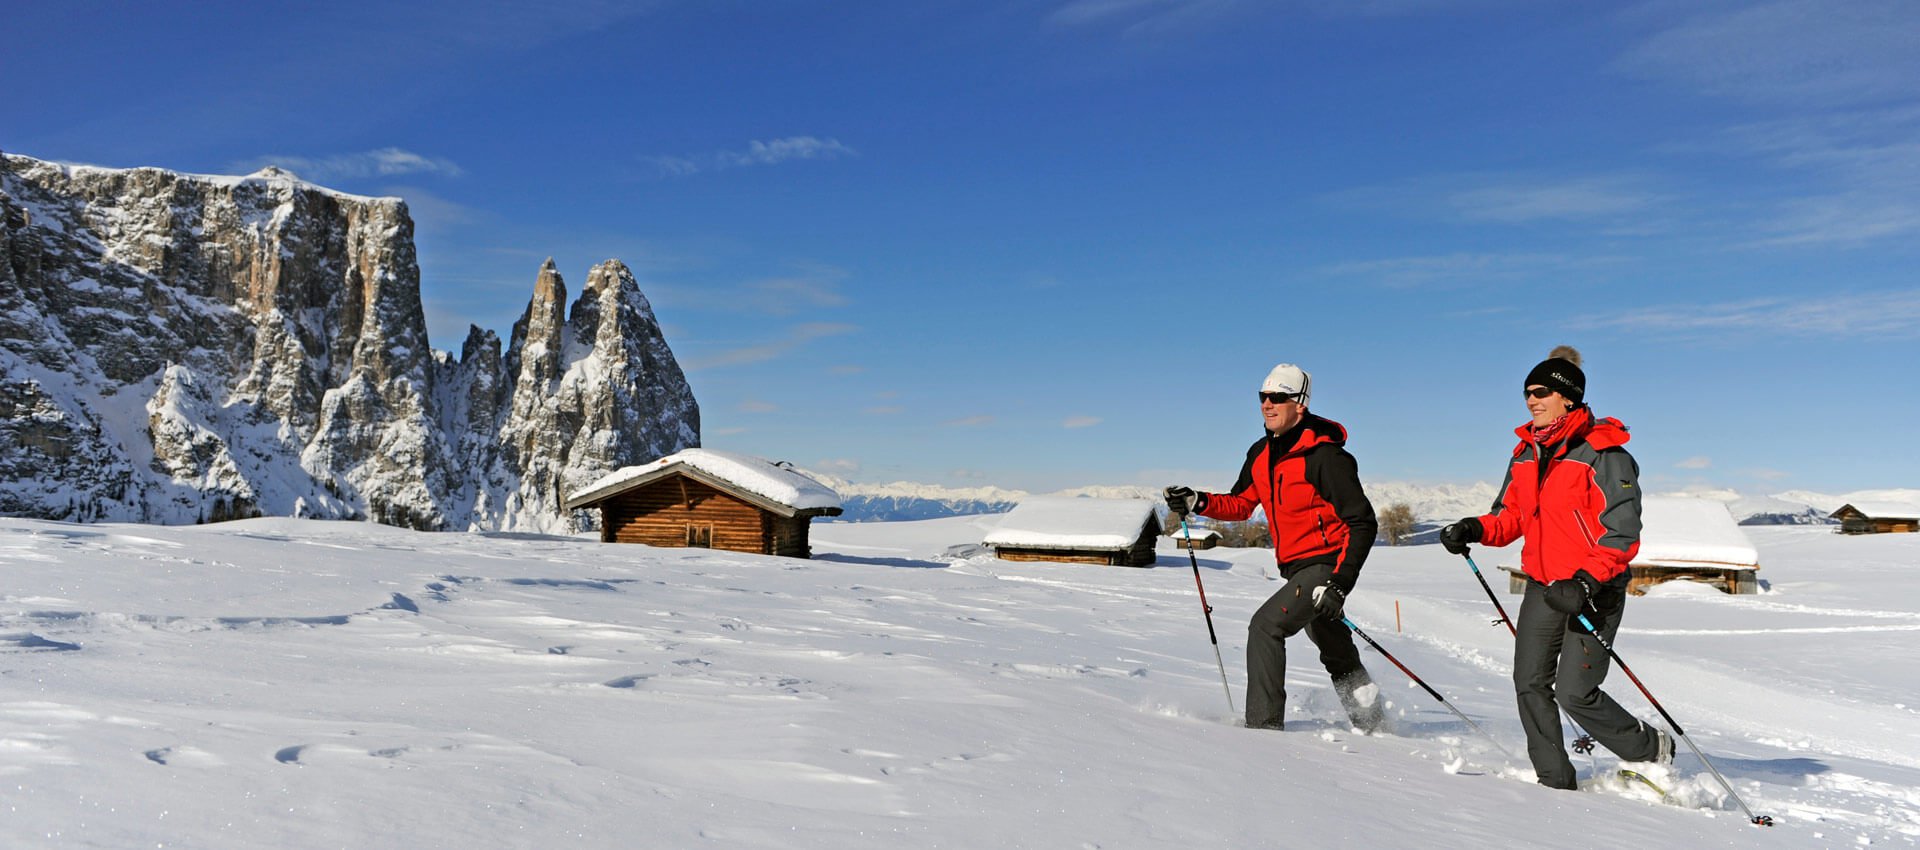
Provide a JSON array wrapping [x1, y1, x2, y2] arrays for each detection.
[[1477, 409, 1642, 585], [1198, 413, 1377, 589]]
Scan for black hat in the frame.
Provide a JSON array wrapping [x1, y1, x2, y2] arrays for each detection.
[[1525, 346, 1585, 404]]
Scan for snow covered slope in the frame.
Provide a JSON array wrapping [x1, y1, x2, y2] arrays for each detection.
[[3, 517, 1913, 847]]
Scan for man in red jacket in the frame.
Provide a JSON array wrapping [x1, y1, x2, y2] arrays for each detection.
[[1166, 363, 1383, 732]]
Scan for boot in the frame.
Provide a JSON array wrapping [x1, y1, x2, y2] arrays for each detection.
[[1333, 669, 1384, 734]]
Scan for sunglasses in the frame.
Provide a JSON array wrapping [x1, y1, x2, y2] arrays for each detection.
[[1524, 386, 1557, 399], [1258, 391, 1299, 405]]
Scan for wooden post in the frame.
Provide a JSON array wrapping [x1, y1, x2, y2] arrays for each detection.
[[1395, 600, 1402, 633]]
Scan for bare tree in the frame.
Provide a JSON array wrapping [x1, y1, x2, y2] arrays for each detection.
[[1215, 519, 1272, 548], [1379, 502, 1417, 546]]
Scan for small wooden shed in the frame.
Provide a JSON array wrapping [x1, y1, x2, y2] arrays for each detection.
[[1505, 496, 1761, 595], [564, 449, 843, 558], [1170, 524, 1220, 550], [1830, 503, 1920, 534], [983, 497, 1163, 567]]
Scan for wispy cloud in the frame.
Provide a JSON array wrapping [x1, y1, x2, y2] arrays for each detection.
[[1614, 0, 1920, 107], [651, 264, 852, 315], [945, 415, 996, 428], [1045, 0, 1243, 33], [229, 148, 464, 182], [737, 399, 778, 414], [864, 406, 905, 415], [1446, 176, 1668, 224], [1331, 172, 1669, 227], [1318, 252, 1623, 289], [812, 458, 861, 475], [1576, 290, 1920, 339], [684, 322, 859, 370], [642, 136, 856, 178], [1675, 456, 1712, 470], [1711, 108, 1920, 246], [1062, 416, 1103, 429]]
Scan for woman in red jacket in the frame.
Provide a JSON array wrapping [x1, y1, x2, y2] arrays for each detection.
[[1438, 347, 1670, 789]]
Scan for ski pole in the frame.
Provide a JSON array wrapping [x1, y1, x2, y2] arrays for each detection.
[[1573, 611, 1774, 827], [1461, 552, 1516, 636], [1342, 616, 1519, 764], [1460, 553, 1597, 760], [1179, 514, 1236, 716]]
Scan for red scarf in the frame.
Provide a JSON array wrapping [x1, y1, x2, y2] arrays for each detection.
[[1529, 405, 1591, 450]]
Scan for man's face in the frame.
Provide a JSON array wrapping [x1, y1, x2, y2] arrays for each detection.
[[1260, 392, 1304, 434]]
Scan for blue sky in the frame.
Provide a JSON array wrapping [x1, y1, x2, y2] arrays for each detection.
[[8, 0, 1918, 495]]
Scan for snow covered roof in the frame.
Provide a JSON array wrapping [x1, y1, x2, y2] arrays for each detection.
[[1632, 496, 1759, 569], [982, 497, 1160, 551], [1170, 524, 1220, 541], [1831, 502, 1920, 521], [565, 449, 842, 516]]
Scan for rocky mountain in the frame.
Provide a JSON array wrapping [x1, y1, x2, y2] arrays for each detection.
[[0, 150, 697, 531]]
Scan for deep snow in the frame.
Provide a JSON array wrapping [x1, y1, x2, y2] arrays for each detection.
[[3, 516, 1916, 847]]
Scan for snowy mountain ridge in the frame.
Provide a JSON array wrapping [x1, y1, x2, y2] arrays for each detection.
[[0, 150, 698, 531], [806, 468, 1874, 527]]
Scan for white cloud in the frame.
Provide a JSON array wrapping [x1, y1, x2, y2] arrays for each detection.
[[945, 415, 996, 428], [229, 148, 464, 182], [1675, 456, 1712, 470], [1062, 416, 1103, 429], [642, 136, 856, 177], [684, 322, 858, 370], [650, 264, 852, 316], [1577, 290, 1920, 339], [864, 406, 904, 415], [1324, 172, 1675, 235], [1615, 0, 1920, 107], [737, 400, 778, 414], [1446, 176, 1667, 223], [813, 458, 862, 475], [1318, 252, 1622, 289]]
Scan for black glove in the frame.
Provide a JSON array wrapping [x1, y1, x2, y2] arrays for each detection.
[[1439, 517, 1482, 555], [1164, 485, 1206, 517], [1311, 581, 1346, 619], [1544, 570, 1603, 616]]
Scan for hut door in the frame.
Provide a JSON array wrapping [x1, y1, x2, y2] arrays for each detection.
[[686, 524, 714, 548]]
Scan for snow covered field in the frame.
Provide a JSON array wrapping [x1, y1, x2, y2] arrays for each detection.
[[3, 516, 1916, 847]]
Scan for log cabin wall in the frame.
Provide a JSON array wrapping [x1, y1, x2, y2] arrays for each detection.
[[769, 516, 812, 558], [994, 547, 1122, 566], [600, 475, 775, 554]]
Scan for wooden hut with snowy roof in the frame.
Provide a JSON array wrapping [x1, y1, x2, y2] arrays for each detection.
[[1830, 503, 1920, 534], [983, 497, 1163, 567], [564, 449, 843, 558], [1505, 496, 1761, 595], [1170, 524, 1220, 551]]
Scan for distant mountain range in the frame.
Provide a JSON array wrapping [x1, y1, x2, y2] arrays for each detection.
[[805, 470, 1916, 529]]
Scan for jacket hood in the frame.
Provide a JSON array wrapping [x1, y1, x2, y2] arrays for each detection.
[[1276, 412, 1349, 455]]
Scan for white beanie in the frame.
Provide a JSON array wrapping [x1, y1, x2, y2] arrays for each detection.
[[1260, 363, 1311, 406]]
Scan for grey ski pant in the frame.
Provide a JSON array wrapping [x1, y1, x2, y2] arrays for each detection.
[[1245, 563, 1370, 729], [1513, 580, 1661, 789]]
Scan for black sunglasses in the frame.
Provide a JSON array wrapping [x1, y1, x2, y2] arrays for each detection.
[[1258, 391, 1299, 404], [1524, 386, 1557, 399]]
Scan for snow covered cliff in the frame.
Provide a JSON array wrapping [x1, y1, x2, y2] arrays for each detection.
[[0, 150, 697, 531]]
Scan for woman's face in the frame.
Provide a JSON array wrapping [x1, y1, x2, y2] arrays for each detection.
[[1525, 384, 1572, 428]]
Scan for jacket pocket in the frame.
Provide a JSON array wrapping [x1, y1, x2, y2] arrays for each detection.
[[1571, 509, 1598, 550]]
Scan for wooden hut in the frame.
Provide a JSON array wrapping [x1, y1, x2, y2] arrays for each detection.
[[983, 497, 1162, 567], [1170, 524, 1220, 550], [564, 449, 842, 558], [1830, 503, 1920, 534], [1506, 496, 1760, 595]]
